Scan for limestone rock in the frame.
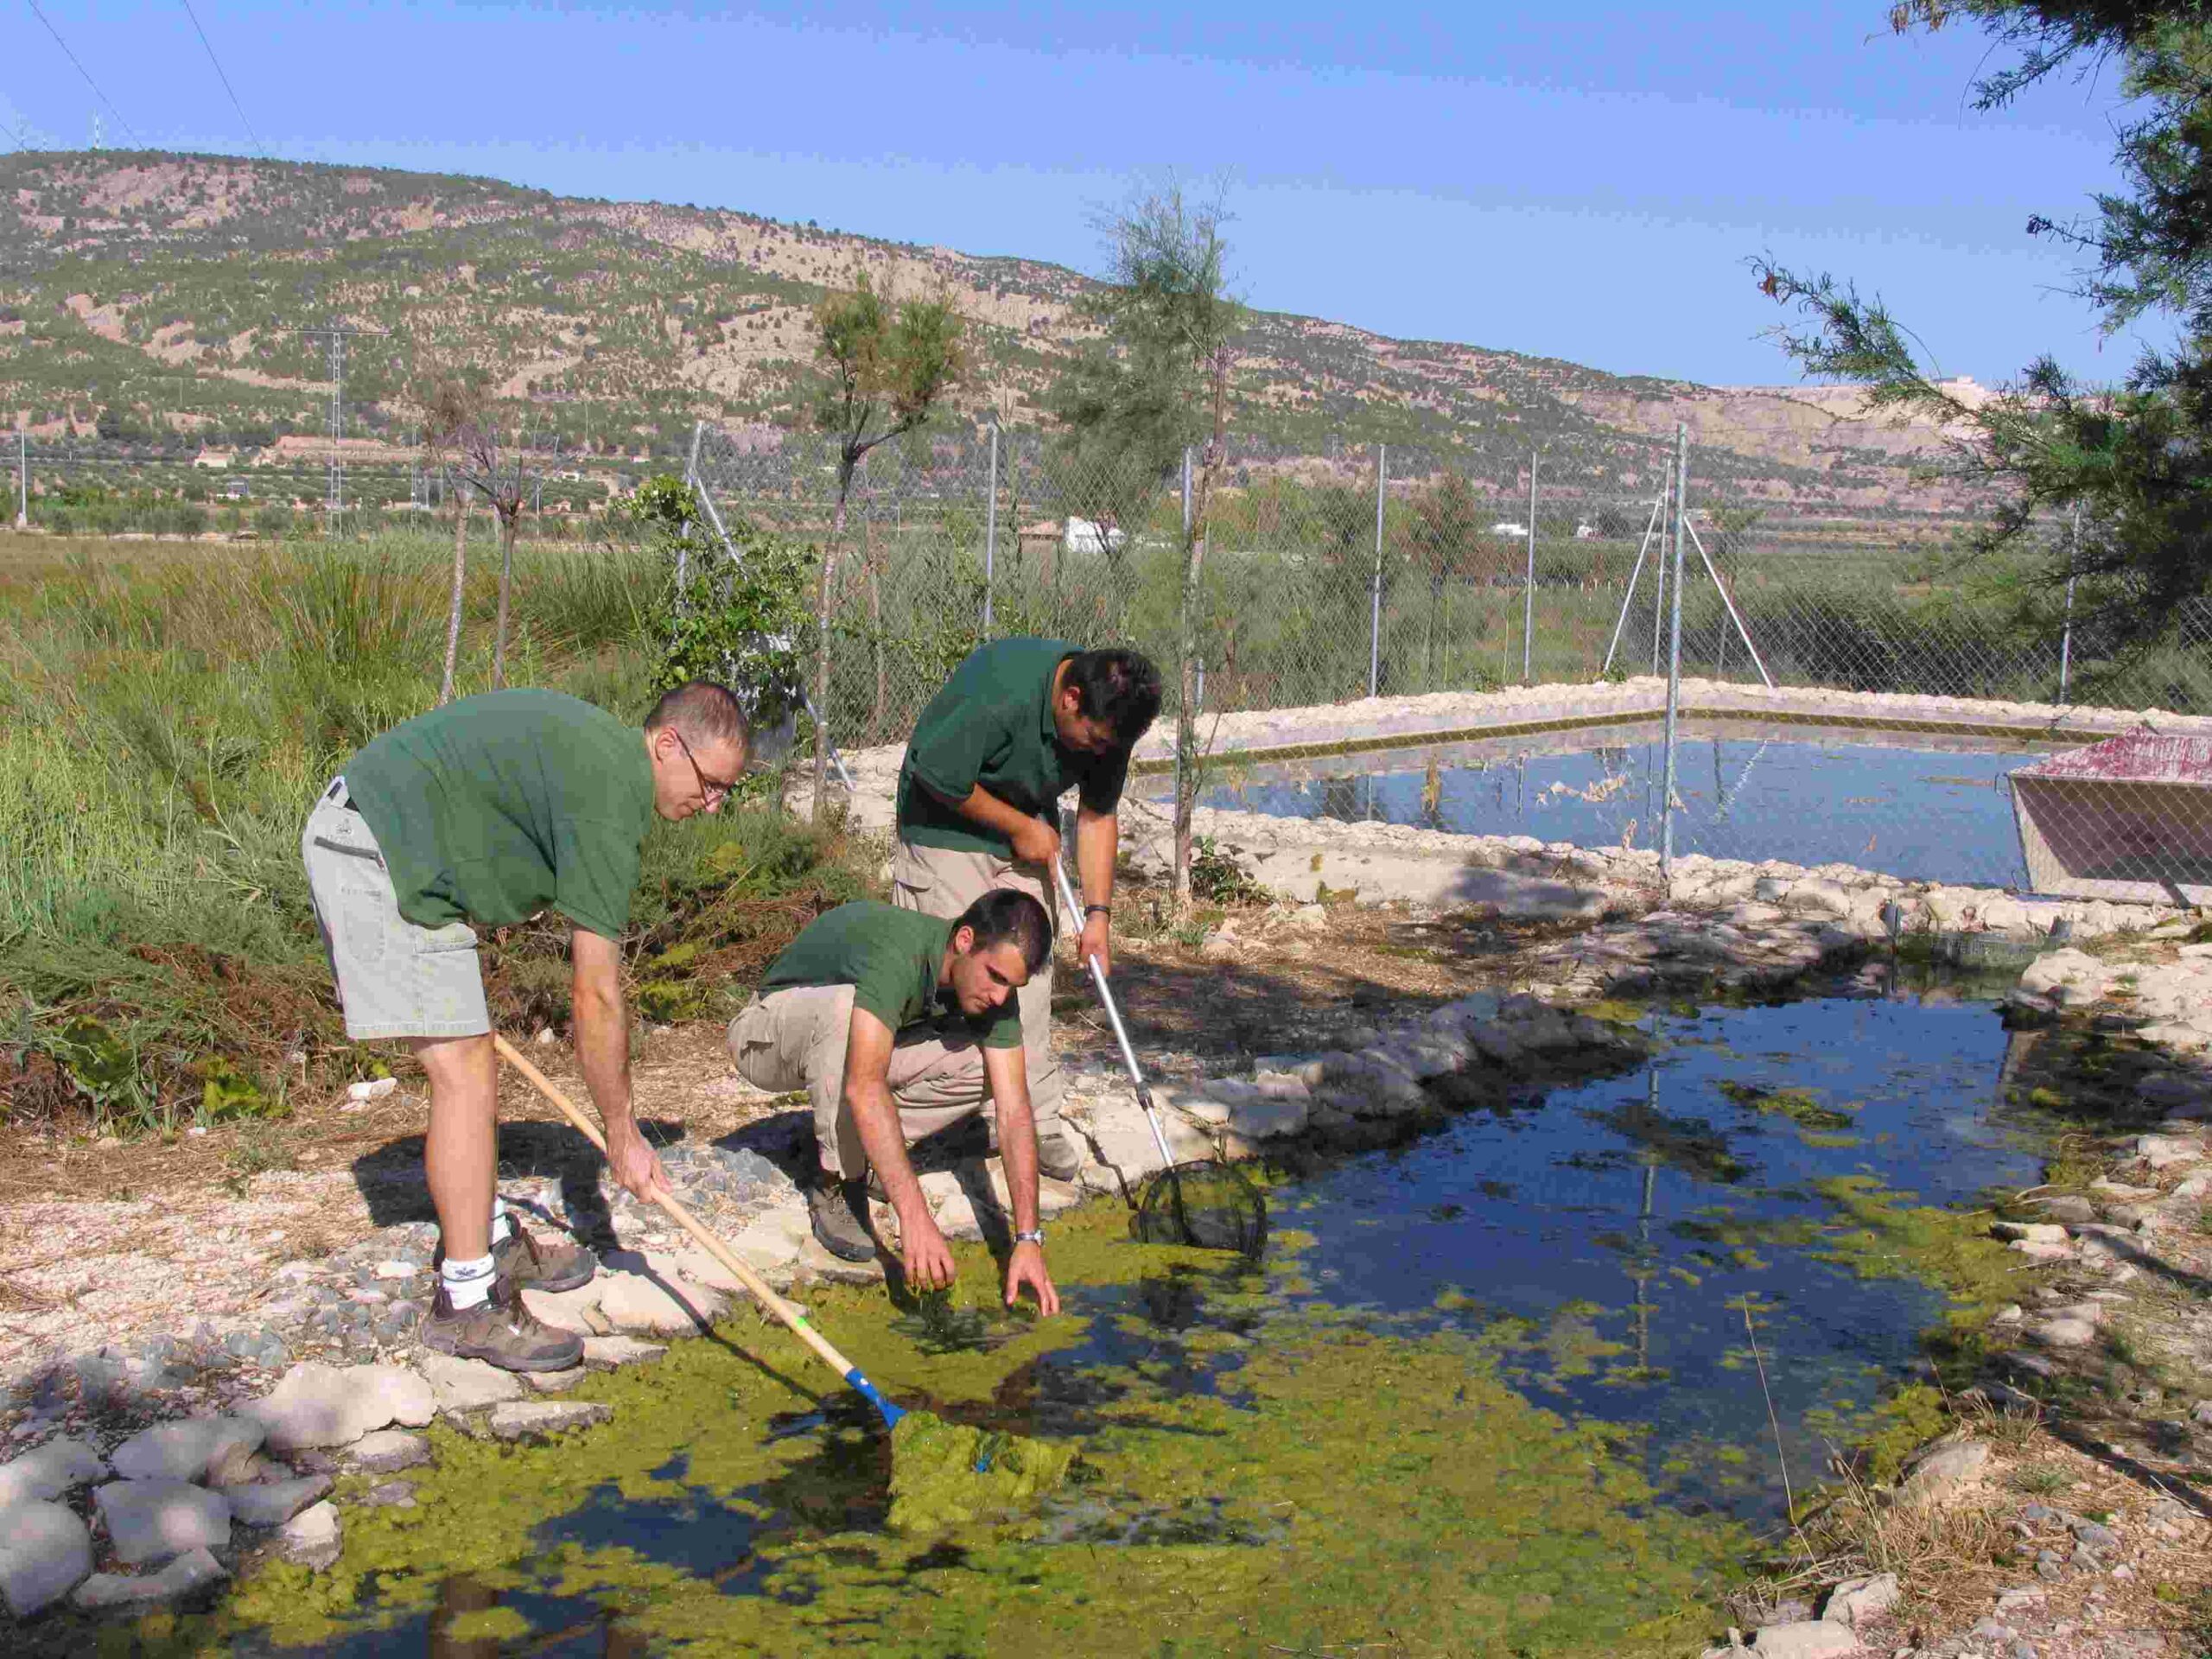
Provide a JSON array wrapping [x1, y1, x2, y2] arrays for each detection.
[[416, 1351, 526, 1414], [522, 1281, 609, 1336], [1991, 1222, 2068, 1245], [1750, 1619, 1859, 1657], [95, 1478, 232, 1567], [240, 1362, 436, 1451], [0, 1438, 108, 1508], [2009, 1238, 2073, 1262], [0, 1498, 93, 1618], [1084, 1100, 1214, 1176], [2030, 1194, 2096, 1225], [2136, 1135, 2204, 1170], [110, 1415, 267, 1485], [275, 1501, 340, 1571], [1821, 1570, 1898, 1630], [486, 1401, 612, 1441], [217, 1474, 332, 1528], [1897, 1439, 1992, 1508], [347, 1430, 429, 1474], [70, 1547, 228, 1612], [524, 1366, 588, 1395], [594, 1255, 728, 1335], [1223, 1094, 1310, 1141]]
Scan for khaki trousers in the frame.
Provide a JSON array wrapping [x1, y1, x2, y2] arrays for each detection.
[[727, 984, 990, 1180], [889, 839, 1063, 1134]]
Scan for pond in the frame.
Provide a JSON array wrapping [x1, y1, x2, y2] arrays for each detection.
[[128, 988, 2069, 1658], [1166, 717, 2066, 887]]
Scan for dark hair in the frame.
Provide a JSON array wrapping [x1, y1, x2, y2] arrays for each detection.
[[1064, 649, 1162, 747], [954, 889, 1052, 976], [644, 681, 751, 753]]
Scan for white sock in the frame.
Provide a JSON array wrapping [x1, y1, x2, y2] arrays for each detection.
[[490, 1196, 514, 1247], [441, 1252, 497, 1311]]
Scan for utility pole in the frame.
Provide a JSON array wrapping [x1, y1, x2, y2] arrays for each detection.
[[278, 321, 392, 530]]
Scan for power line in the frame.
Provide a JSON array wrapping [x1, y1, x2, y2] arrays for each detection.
[[23, 0, 143, 148], [176, 0, 265, 159]]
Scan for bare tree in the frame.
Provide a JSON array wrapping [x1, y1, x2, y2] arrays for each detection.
[[425, 374, 539, 690], [806, 270, 969, 820], [420, 378, 476, 705]]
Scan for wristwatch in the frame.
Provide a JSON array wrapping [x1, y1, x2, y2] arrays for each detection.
[[1014, 1228, 1046, 1246]]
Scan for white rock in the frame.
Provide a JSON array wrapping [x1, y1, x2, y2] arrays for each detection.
[[1751, 1619, 1859, 1657], [346, 1077, 397, 1103], [1990, 1221, 2068, 1244], [2035, 1318, 2100, 1348], [218, 1475, 332, 1528], [1821, 1570, 1899, 1630], [240, 1362, 436, 1451], [416, 1351, 526, 1414], [593, 1255, 728, 1335], [0, 1499, 93, 1618], [348, 1430, 430, 1474], [522, 1281, 608, 1336], [275, 1500, 341, 1570], [2008, 1238, 2073, 1262], [1224, 1094, 1311, 1141], [71, 1546, 228, 1611], [2136, 1135, 2204, 1169], [110, 1414, 266, 1484], [1897, 1439, 1991, 1508], [1085, 1100, 1215, 1176], [486, 1401, 612, 1441], [95, 1478, 232, 1567], [0, 1438, 108, 1508], [579, 1337, 666, 1372]]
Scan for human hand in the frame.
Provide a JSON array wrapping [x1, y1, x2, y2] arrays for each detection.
[[1003, 1242, 1058, 1315], [899, 1211, 957, 1291], [1008, 817, 1062, 868], [1077, 912, 1110, 976], [606, 1123, 671, 1204]]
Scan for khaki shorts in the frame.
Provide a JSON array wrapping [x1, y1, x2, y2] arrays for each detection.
[[301, 778, 490, 1041]]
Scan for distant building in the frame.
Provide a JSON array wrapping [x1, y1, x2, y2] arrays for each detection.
[[194, 447, 236, 470], [1063, 517, 1128, 556], [1490, 521, 1529, 537]]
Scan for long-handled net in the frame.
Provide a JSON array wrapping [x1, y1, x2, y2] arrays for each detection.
[[1050, 862, 1268, 1257]]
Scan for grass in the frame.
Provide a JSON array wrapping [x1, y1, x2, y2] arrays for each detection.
[[0, 531, 874, 1139]]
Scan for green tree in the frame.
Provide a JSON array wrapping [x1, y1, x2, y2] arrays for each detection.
[[806, 271, 968, 820], [1083, 180, 1242, 898], [1755, 2, 2212, 678], [1405, 471, 1482, 684]]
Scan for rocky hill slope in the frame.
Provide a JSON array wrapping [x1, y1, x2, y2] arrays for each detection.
[[0, 150, 1986, 510]]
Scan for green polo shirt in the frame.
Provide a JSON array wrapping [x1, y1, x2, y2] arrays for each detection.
[[342, 689, 656, 941], [761, 900, 1022, 1049], [894, 637, 1132, 856]]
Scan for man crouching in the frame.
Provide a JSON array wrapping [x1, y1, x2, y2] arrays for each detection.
[[728, 891, 1059, 1313]]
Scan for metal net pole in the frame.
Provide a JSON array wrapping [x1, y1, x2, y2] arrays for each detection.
[[1661, 423, 1689, 874]]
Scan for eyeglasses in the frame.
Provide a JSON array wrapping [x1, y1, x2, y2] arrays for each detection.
[[671, 730, 741, 808]]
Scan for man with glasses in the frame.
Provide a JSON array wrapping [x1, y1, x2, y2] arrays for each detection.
[[302, 682, 749, 1372]]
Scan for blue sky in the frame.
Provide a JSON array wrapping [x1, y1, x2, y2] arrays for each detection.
[[0, 2, 2160, 385]]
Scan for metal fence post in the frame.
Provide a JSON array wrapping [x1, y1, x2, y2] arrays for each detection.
[[982, 422, 998, 639], [2058, 502, 2080, 704], [1175, 445, 1193, 813], [1522, 449, 1537, 682], [1370, 442, 1386, 697], [14, 431, 25, 530], [1661, 424, 1689, 875], [1651, 454, 1669, 676]]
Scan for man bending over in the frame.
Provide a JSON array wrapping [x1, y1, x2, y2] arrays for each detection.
[[728, 891, 1060, 1313], [302, 683, 749, 1372], [893, 641, 1161, 1180]]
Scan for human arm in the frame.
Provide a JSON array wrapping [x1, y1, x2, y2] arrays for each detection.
[[841, 1006, 957, 1290], [1073, 804, 1116, 974], [983, 1043, 1059, 1314], [919, 778, 1059, 867], [570, 929, 669, 1202]]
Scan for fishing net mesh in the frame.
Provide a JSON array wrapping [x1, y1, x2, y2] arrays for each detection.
[[1130, 1161, 1269, 1255]]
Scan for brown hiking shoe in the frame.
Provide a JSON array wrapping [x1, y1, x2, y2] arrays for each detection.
[[806, 1178, 879, 1263], [421, 1278, 582, 1373], [492, 1225, 597, 1294]]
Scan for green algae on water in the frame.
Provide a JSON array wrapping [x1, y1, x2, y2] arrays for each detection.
[[885, 1411, 1077, 1533]]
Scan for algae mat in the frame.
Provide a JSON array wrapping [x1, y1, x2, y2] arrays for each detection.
[[107, 1205, 1746, 1658]]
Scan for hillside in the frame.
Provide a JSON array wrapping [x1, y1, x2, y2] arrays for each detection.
[[0, 150, 1987, 511]]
